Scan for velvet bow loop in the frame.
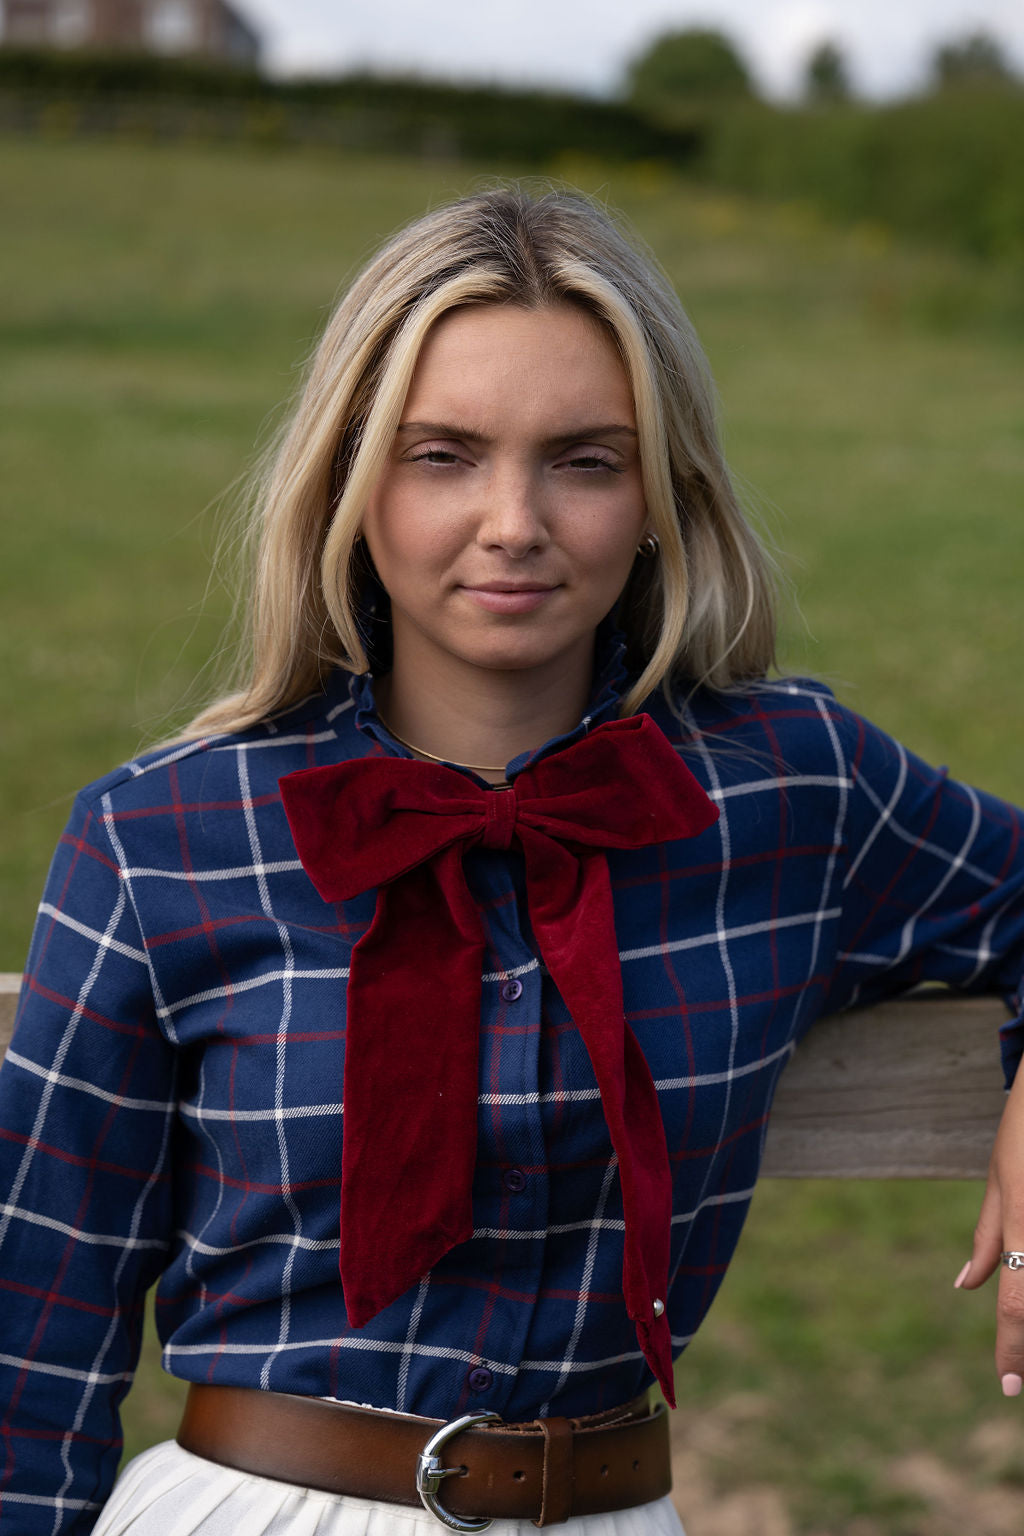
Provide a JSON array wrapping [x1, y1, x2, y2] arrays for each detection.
[[278, 713, 719, 1406], [279, 760, 497, 902], [508, 714, 718, 852]]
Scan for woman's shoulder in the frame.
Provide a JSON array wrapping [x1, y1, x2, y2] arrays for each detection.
[[683, 673, 840, 719], [648, 673, 854, 760], [73, 672, 360, 818]]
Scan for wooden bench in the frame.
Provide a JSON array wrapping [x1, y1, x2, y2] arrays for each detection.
[[0, 973, 1009, 1177]]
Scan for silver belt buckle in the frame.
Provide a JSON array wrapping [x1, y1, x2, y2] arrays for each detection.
[[415, 1410, 500, 1532]]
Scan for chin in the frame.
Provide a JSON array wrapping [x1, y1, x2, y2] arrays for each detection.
[[467, 650, 562, 675], [453, 636, 577, 675]]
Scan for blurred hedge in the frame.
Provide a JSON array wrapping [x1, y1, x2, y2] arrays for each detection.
[[1, 48, 1021, 257], [0, 48, 700, 165], [698, 92, 1024, 260]]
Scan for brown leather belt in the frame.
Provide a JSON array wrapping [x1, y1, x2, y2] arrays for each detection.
[[177, 1383, 672, 1529]]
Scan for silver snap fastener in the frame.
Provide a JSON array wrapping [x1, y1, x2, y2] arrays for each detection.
[[652, 1298, 665, 1318]]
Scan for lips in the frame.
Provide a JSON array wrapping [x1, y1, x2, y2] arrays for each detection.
[[470, 582, 557, 593], [459, 582, 560, 615]]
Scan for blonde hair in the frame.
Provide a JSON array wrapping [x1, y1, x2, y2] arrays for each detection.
[[184, 186, 776, 738]]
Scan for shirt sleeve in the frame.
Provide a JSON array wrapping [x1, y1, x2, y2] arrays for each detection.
[[821, 704, 1024, 1083], [0, 789, 176, 1535]]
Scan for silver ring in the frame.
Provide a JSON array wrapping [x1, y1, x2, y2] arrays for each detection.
[[1001, 1252, 1024, 1270], [415, 1411, 500, 1532]]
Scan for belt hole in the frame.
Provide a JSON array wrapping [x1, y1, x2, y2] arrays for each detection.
[[632, 1459, 640, 1471], [513, 1470, 525, 1481], [458, 1465, 468, 1476], [600, 1464, 609, 1477]]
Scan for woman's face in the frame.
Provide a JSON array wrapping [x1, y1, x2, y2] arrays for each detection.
[[361, 302, 647, 696]]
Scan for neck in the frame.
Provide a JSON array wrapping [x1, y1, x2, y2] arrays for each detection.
[[377, 649, 594, 785]]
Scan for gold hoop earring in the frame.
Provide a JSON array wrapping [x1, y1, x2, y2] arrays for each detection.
[[636, 533, 660, 559]]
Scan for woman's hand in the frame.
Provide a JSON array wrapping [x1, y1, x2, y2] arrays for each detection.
[[958, 1064, 1024, 1396]]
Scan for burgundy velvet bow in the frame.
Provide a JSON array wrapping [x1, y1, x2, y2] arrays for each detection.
[[278, 714, 718, 1403]]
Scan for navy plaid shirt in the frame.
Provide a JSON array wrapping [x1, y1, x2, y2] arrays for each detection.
[[3, 647, 1024, 1532]]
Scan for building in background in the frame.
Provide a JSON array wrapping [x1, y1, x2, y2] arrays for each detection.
[[0, 0, 261, 67]]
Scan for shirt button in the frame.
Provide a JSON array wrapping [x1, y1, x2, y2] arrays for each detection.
[[502, 1167, 526, 1193], [467, 1366, 493, 1393], [501, 978, 523, 1002]]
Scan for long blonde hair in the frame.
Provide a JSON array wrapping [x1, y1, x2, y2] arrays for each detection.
[[183, 186, 776, 738]]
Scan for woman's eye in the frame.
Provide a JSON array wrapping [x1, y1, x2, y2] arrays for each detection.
[[409, 448, 461, 466], [563, 453, 621, 473]]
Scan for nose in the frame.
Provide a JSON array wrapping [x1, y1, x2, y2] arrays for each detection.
[[475, 466, 550, 558]]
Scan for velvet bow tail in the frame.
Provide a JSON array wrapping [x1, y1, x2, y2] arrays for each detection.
[[339, 844, 488, 1327], [519, 828, 676, 1403]]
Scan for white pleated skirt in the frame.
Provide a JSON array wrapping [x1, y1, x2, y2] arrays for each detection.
[[93, 1442, 686, 1536]]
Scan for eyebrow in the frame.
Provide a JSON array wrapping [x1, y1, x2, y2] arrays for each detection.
[[395, 420, 638, 447]]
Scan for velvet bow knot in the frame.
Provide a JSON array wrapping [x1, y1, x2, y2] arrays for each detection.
[[278, 713, 718, 1403]]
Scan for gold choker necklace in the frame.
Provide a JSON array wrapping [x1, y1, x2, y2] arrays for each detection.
[[379, 714, 507, 775]]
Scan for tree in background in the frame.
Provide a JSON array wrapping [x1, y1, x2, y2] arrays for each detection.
[[803, 40, 853, 104], [929, 30, 1019, 91], [626, 28, 754, 120]]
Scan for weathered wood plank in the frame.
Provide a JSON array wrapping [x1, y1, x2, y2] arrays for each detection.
[[761, 992, 1008, 1179], [0, 975, 1009, 1178]]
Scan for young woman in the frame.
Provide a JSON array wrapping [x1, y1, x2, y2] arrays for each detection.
[[2, 187, 1023, 1536]]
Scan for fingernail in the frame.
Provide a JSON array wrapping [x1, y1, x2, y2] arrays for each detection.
[[1001, 1374, 1022, 1398], [954, 1261, 971, 1289]]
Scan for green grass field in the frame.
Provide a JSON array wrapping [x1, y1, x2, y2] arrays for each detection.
[[2, 136, 1023, 1535]]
